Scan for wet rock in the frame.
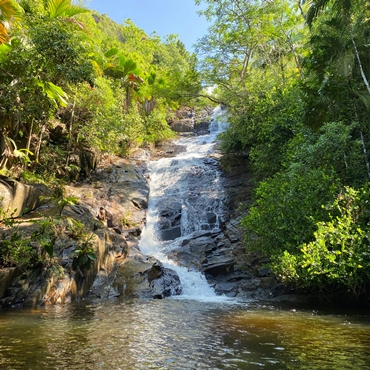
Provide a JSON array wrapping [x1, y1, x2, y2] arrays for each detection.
[[258, 267, 272, 277], [213, 282, 238, 297], [109, 249, 182, 299], [202, 248, 235, 277], [161, 227, 181, 241], [188, 236, 216, 255], [157, 198, 182, 241], [224, 222, 240, 243], [194, 121, 210, 136], [151, 268, 182, 299]]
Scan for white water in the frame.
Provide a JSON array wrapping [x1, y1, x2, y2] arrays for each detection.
[[139, 107, 229, 301]]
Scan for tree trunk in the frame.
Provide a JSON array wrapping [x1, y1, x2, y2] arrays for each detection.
[[351, 30, 370, 95], [66, 97, 76, 167], [35, 124, 46, 162], [26, 119, 33, 153], [360, 129, 370, 180]]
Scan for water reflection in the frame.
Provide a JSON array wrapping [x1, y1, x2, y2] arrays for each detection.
[[0, 299, 369, 369]]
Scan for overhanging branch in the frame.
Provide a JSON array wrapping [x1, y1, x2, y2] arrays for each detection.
[[179, 93, 226, 106]]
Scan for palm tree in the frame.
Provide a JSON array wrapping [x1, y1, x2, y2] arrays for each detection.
[[0, 0, 21, 43], [303, 0, 370, 94], [104, 49, 144, 110]]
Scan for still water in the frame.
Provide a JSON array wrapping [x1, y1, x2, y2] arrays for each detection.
[[0, 298, 370, 369]]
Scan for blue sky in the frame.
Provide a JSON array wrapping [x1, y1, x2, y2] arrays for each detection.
[[87, 0, 209, 52]]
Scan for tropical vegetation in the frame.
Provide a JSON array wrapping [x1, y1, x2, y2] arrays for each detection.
[[0, 0, 203, 183], [0, 0, 204, 275], [195, 0, 370, 300], [2, 0, 370, 302]]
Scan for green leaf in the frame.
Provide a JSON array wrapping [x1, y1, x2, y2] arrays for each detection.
[[43, 243, 54, 258], [104, 47, 119, 58], [37, 81, 69, 107], [48, 0, 89, 19]]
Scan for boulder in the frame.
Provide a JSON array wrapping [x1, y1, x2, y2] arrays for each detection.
[[65, 158, 149, 234], [78, 148, 101, 178], [0, 176, 50, 218], [171, 119, 194, 133], [0, 268, 18, 298], [202, 247, 235, 276], [175, 107, 194, 119], [109, 248, 182, 299], [194, 121, 211, 136]]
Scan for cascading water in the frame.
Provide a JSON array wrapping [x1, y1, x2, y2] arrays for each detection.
[[139, 106, 229, 301]]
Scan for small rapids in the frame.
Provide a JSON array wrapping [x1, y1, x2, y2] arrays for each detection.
[[139, 107, 229, 301]]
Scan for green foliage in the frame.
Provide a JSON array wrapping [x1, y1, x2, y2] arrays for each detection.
[[31, 216, 61, 258], [64, 217, 97, 270], [47, 0, 89, 20], [0, 0, 202, 178], [243, 165, 339, 254], [65, 217, 86, 239], [195, 0, 370, 298], [72, 233, 97, 270], [29, 18, 95, 85], [0, 232, 37, 269], [275, 187, 370, 295], [143, 104, 175, 143], [0, 209, 38, 269]]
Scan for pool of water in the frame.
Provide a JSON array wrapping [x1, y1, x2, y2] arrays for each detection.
[[0, 298, 369, 369]]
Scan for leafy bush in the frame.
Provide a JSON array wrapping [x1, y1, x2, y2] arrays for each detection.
[[0, 209, 39, 269], [275, 187, 370, 296], [242, 165, 340, 254], [0, 230, 38, 270], [72, 233, 97, 270]]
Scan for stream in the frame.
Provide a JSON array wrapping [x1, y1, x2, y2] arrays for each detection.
[[0, 299, 370, 369], [1, 108, 370, 369]]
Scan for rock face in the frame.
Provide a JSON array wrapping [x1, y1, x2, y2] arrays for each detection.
[[162, 150, 284, 300], [0, 176, 50, 218], [65, 157, 150, 234], [0, 157, 183, 308], [91, 248, 182, 300], [157, 197, 182, 241], [169, 107, 212, 135]]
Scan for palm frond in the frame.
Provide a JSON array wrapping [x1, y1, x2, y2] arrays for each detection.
[[104, 47, 119, 58], [0, 0, 22, 22], [304, 0, 331, 26], [356, 90, 370, 110], [48, 0, 89, 20], [0, 22, 8, 43]]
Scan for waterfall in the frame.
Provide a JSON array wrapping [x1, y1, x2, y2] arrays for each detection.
[[139, 107, 229, 301]]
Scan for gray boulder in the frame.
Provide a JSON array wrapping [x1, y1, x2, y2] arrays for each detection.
[[0, 176, 50, 218], [171, 119, 194, 133], [107, 248, 182, 299]]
